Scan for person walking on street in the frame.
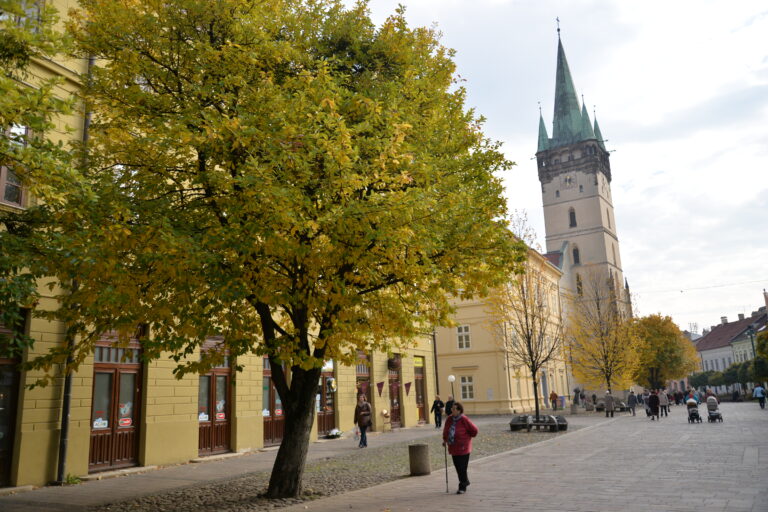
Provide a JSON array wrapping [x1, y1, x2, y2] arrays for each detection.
[[659, 388, 669, 417], [353, 394, 372, 448], [627, 390, 637, 416], [431, 395, 445, 428], [648, 390, 660, 421], [442, 402, 478, 495], [604, 391, 615, 417], [444, 396, 455, 420], [549, 390, 559, 411], [753, 384, 766, 409]]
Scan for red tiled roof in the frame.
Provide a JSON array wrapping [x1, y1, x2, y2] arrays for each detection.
[[696, 311, 767, 352], [544, 251, 562, 269]]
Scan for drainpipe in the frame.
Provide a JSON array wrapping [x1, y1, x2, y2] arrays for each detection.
[[431, 329, 439, 396], [55, 54, 94, 485]]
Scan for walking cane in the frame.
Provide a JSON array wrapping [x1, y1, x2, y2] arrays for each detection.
[[444, 443, 449, 493]]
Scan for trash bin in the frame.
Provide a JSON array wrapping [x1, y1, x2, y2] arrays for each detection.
[[408, 443, 430, 476]]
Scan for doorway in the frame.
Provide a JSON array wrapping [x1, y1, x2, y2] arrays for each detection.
[[89, 333, 142, 472]]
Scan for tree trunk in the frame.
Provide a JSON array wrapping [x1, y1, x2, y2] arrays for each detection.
[[532, 376, 540, 421], [266, 367, 320, 498]]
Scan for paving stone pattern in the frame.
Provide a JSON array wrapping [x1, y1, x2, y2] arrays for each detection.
[[281, 402, 768, 512]]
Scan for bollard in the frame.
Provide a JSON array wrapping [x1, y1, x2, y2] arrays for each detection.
[[408, 443, 430, 476]]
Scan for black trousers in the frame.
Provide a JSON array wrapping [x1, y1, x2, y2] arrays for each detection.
[[434, 412, 442, 427], [452, 454, 470, 489]]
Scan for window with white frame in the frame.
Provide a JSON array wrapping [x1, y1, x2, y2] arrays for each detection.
[[457, 325, 470, 349], [460, 376, 474, 400], [1, 124, 28, 207]]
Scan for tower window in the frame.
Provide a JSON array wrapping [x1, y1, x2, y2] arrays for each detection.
[[568, 153, 573, 161], [579, 185, 583, 193], [612, 245, 617, 265], [576, 274, 583, 296], [553, 158, 559, 164], [568, 208, 577, 228], [555, 190, 560, 198], [573, 246, 580, 265], [607, 209, 612, 229]]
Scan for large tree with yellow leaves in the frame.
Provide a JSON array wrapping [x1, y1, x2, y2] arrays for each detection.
[[632, 314, 698, 390], [15, 0, 524, 498], [566, 267, 637, 393]]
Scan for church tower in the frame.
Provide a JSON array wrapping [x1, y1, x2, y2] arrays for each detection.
[[536, 34, 629, 308]]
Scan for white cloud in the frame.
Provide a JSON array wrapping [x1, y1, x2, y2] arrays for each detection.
[[351, 0, 768, 330]]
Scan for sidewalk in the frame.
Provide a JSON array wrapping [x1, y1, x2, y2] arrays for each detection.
[[281, 402, 768, 512], [0, 411, 604, 512], [0, 408, 619, 512]]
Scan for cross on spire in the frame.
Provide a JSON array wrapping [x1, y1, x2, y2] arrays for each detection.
[[556, 17, 560, 38]]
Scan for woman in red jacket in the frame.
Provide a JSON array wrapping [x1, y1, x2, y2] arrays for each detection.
[[442, 402, 479, 494]]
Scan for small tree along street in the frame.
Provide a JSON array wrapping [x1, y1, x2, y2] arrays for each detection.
[[632, 314, 698, 390], [566, 267, 636, 393], [7, 0, 525, 499], [486, 225, 563, 420]]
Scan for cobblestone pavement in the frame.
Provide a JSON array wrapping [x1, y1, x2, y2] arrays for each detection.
[[0, 411, 599, 512], [280, 402, 768, 512]]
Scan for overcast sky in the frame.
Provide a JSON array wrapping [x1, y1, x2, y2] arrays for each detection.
[[349, 0, 768, 334]]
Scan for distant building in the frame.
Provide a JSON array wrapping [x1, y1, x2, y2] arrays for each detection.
[[695, 299, 768, 394]]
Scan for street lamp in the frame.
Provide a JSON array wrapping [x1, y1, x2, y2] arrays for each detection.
[[447, 374, 456, 399], [746, 324, 757, 360]]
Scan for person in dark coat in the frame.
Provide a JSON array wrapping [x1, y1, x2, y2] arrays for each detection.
[[353, 394, 372, 447], [444, 396, 455, 421], [442, 402, 478, 494], [648, 390, 660, 421], [430, 395, 445, 428], [627, 390, 638, 416]]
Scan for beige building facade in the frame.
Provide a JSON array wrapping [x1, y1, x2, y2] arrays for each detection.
[[434, 249, 570, 416], [1, 0, 437, 488]]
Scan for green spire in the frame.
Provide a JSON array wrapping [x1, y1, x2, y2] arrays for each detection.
[[552, 37, 582, 147], [580, 101, 595, 140], [594, 116, 606, 151], [537, 111, 550, 152]]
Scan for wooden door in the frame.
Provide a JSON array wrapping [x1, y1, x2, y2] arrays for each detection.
[[316, 372, 336, 436], [414, 356, 426, 423], [198, 371, 231, 456], [0, 358, 19, 487], [89, 349, 141, 472], [262, 358, 284, 446], [388, 356, 401, 428]]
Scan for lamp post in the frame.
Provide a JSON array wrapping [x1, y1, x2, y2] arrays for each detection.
[[447, 374, 456, 399], [747, 324, 757, 360]]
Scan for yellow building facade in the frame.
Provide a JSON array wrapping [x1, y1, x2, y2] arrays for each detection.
[[434, 248, 570, 415], [1, 0, 437, 488]]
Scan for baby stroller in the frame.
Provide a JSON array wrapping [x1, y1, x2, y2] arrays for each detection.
[[706, 396, 723, 422], [686, 399, 702, 423]]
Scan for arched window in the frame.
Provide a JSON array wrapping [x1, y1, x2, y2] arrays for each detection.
[[572, 245, 580, 264], [612, 245, 617, 265], [576, 274, 583, 296], [568, 208, 577, 228], [607, 209, 612, 229]]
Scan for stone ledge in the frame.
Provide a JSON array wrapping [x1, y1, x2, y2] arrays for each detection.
[[80, 465, 158, 481], [0, 485, 35, 496]]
